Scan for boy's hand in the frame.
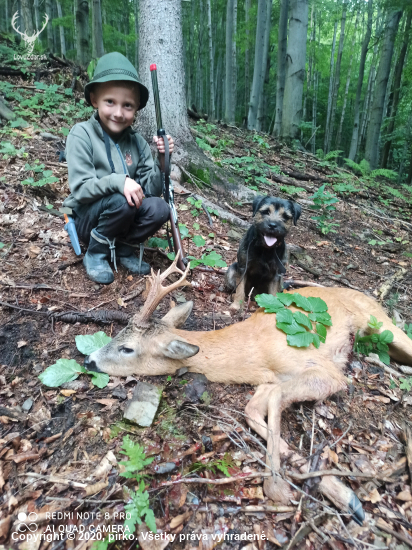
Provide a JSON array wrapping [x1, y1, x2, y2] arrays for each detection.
[[124, 177, 144, 208], [153, 135, 174, 155]]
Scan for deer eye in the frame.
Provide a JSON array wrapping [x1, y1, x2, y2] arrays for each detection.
[[119, 346, 134, 355]]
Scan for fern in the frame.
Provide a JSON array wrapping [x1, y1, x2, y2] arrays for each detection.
[[316, 148, 325, 159], [359, 159, 371, 175], [370, 168, 398, 180], [344, 158, 365, 175], [324, 150, 343, 161]]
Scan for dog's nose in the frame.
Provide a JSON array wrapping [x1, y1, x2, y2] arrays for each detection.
[[268, 222, 279, 230], [84, 356, 101, 373]]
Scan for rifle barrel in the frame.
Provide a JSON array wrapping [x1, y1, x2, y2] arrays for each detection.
[[150, 64, 163, 132]]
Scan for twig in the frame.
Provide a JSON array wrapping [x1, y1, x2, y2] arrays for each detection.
[[159, 471, 272, 487], [201, 203, 214, 226], [0, 301, 47, 315], [288, 469, 396, 482], [242, 287, 254, 322], [18, 472, 87, 488]]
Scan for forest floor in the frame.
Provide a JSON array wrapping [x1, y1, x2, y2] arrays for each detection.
[[1, 65, 412, 550]]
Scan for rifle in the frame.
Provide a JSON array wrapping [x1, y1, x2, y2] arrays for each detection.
[[150, 63, 186, 271]]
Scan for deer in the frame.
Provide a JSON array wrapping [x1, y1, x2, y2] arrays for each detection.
[[12, 12, 49, 55], [85, 253, 412, 524]]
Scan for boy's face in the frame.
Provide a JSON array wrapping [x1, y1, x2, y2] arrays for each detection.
[[90, 81, 139, 138]]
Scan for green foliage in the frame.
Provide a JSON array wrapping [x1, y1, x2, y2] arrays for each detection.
[[119, 436, 156, 534], [344, 158, 397, 184], [353, 316, 394, 365], [191, 453, 234, 477], [280, 184, 307, 196], [188, 250, 227, 268], [0, 141, 27, 159], [147, 237, 169, 249], [192, 235, 206, 247], [39, 332, 111, 388], [22, 166, 59, 187], [255, 292, 331, 348], [399, 378, 412, 392], [252, 134, 270, 150], [405, 324, 412, 340], [309, 184, 340, 235]]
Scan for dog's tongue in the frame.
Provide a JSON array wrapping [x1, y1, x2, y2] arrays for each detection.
[[264, 235, 277, 247]]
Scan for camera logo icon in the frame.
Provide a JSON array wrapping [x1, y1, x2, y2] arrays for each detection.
[[17, 512, 38, 532]]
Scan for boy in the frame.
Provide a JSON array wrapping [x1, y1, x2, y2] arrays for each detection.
[[63, 52, 174, 284]]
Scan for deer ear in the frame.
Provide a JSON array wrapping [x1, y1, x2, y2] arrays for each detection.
[[163, 340, 199, 360], [162, 301, 193, 328]]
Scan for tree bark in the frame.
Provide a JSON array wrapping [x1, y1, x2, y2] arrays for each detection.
[[137, 0, 192, 144], [326, 1, 347, 153], [134, 0, 139, 70], [381, 11, 412, 168], [272, 0, 288, 136], [76, 0, 90, 67], [336, 10, 360, 149], [45, 0, 53, 51], [281, 0, 308, 140], [21, 0, 33, 36], [256, 0, 273, 131], [348, 0, 373, 160], [225, 0, 236, 123], [365, 9, 402, 170], [56, 0, 66, 57], [244, 0, 251, 121], [92, 0, 104, 58], [247, 0, 267, 129], [206, 0, 215, 119], [323, 20, 338, 152], [408, 148, 412, 184]]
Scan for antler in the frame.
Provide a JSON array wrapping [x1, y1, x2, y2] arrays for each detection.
[[11, 12, 25, 37], [38, 13, 49, 35], [133, 251, 191, 325]]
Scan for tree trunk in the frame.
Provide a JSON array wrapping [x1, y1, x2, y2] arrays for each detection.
[[326, 2, 347, 153], [5, 0, 10, 32], [244, 0, 251, 121], [272, 0, 288, 137], [348, 0, 373, 160], [323, 20, 338, 152], [76, 0, 90, 67], [206, 0, 215, 119], [311, 71, 318, 153], [336, 10, 360, 149], [381, 11, 412, 168], [33, 0, 40, 33], [137, 0, 192, 144], [56, 0, 66, 57], [21, 0, 33, 36], [408, 148, 412, 184], [225, 0, 236, 123], [92, 0, 104, 58], [281, 0, 308, 140], [45, 0, 53, 51], [134, 0, 139, 70], [256, 0, 272, 131], [364, 9, 402, 170], [247, 0, 267, 129]]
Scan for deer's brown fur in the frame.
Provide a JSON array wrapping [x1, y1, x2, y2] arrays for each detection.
[[85, 261, 412, 520]]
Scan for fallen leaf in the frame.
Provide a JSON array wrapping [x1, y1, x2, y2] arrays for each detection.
[[364, 488, 381, 503], [60, 389, 76, 396], [95, 399, 117, 410], [83, 480, 109, 496], [396, 490, 412, 501], [170, 511, 192, 529], [117, 297, 126, 308], [17, 340, 27, 348]]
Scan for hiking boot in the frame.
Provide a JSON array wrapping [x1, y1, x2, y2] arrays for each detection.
[[116, 242, 151, 275], [83, 229, 115, 284]]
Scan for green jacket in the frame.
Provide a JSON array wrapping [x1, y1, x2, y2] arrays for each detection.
[[63, 112, 163, 210]]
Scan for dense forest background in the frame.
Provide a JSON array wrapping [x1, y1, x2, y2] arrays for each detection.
[[0, 0, 412, 183]]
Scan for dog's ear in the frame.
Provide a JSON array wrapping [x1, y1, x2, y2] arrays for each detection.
[[288, 201, 302, 225], [252, 195, 267, 216]]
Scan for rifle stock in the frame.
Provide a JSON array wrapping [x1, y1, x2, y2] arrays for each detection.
[[169, 212, 185, 271]]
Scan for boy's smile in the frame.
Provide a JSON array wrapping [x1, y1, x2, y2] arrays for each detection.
[[90, 81, 139, 139]]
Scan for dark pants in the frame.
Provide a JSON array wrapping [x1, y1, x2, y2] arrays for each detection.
[[73, 194, 170, 244]]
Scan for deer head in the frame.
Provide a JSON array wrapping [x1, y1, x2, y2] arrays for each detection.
[[84, 253, 199, 377], [12, 12, 49, 55]]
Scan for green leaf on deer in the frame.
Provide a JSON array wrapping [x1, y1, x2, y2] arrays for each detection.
[[293, 311, 312, 330], [88, 372, 110, 388], [312, 333, 321, 349], [276, 309, 294, 324], [316, 323, 327, 342], [291, 294, 313, 312], [376, 350, 390, 366], [255, 294, 284, 313], [306, 296, 328, 313], [275, 293, 295, 306], [308, 312, 332, 325], [39, 359, 86, 387], [286, 332, 314, 348], [75, 331, 112, 355], [276, 321, 307, 335]]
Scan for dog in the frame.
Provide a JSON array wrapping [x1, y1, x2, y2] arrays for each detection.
[[226, 196, 302, 310]]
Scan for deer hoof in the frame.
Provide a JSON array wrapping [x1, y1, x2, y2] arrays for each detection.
[[263, 477, 293, 505]]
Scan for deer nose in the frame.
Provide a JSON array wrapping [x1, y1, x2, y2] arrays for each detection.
[[84, 356, 101, 373]]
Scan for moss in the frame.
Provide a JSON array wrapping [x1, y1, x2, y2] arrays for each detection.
[[188, 163, 211, 188]]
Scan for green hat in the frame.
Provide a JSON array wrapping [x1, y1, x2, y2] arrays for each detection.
[[84, 52, 149, 111]]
